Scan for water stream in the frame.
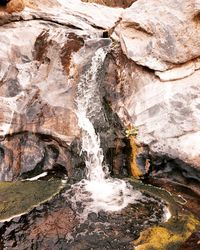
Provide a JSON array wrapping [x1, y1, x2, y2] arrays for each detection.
[[64, 44, 143, 221]]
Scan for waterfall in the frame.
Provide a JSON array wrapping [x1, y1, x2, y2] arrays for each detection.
[[64, 41, 142, 220], [76, 47, 109, 181]]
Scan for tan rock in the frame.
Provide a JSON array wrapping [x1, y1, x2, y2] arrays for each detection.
[[155, 58, 200, 81], [115, 0, 200, 72], [6, 0, 25, 13], [104, 47, 200, 174], [0, 18, 112, 143]]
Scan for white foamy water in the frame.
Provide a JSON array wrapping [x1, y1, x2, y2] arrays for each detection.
[[76, 47, 109, 181], [65, 43, 142, 220]]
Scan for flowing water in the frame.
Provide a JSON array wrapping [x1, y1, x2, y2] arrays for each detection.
[[64, 44, 143, 221], [0, 43, 178, 250]]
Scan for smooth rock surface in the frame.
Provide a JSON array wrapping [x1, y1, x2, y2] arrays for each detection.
[[0, 0, 122, 32], [0, 20, 84, 142], [104, 47, 200, 175], [0, 179, 63, 221], [115, 0, 200, 73], [0, 4, 125, 180], [0, 18, 111, 144]]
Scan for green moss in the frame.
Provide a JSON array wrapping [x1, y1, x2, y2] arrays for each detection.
[[0, 179, 64, 221], [128, 179, 200, 250], [133, 213, 200, 250]]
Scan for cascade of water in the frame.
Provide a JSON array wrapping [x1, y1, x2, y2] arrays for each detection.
[[63, 42, 143, 222], [73, 44, 142, 213], [76, 47, 109, 181]]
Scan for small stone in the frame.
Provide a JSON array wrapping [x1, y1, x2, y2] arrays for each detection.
[[88, 212, 98, 221]]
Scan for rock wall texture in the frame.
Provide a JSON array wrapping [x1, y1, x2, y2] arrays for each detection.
[[81, 0, 135, 8], [0, 0, 199, 182], [110, 0, 200, 180]]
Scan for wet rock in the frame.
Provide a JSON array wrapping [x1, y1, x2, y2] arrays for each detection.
[[179, 231, 200, 250], [0, 182, 168, 250], [88, 212, 98, 221], [144, 177, 200, 218], [29, 208, 77, 239], [0, 179, 63, 221], [99, 97, 131, 177]]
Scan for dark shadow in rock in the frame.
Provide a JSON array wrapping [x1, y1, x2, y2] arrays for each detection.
[[0, 132, 85, 182], [178, 231, 200, 250], [0, 0, 8, 6]]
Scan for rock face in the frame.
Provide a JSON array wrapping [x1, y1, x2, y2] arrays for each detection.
[[105, 46, 200, 180], [0, 20, 84, 142], [0, 0, 199, 183], [115, 0, 200, 73], [0, 132, 77, 181], [109, 0, 200, 180], [0, 1, 127, 180], [0, 19, 87, 180]]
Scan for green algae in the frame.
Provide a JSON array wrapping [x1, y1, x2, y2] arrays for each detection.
[[0, 179, 64, 221], [128, 178, 200, 250], [133, 213, 200, 250]]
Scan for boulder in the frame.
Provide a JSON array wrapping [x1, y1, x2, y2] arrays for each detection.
[[115, 0, 200, 74], [0, 0, 122, 33]]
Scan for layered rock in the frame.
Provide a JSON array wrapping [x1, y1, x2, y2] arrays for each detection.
[[104, 0, 200, 180], [0, 0, 126, 180], [104, 46, 200, 180], [0, 0, 122, 31]]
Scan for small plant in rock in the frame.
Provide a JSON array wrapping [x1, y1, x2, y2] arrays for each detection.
[[125, 124, 139, 138]]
